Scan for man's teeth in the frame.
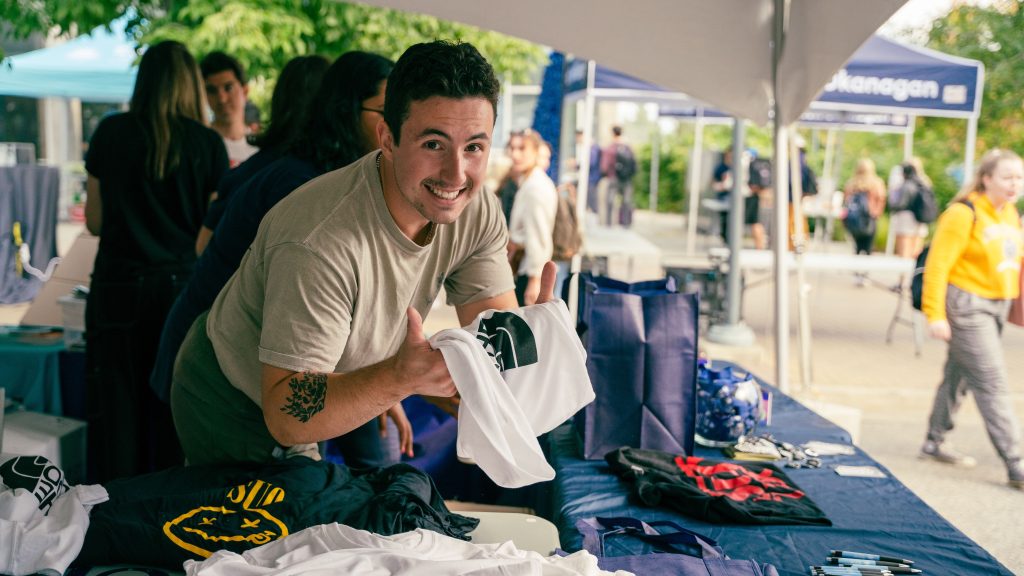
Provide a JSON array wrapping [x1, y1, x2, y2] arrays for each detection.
[[429, 186, 460, 200]]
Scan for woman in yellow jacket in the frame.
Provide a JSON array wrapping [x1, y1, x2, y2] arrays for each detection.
[[921, 149, 1024, 491]]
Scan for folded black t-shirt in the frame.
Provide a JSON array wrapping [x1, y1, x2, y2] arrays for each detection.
[[606, 447, 831, 526], [76, 458, 478, 568]]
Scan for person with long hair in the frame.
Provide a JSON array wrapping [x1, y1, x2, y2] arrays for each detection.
[[505, 129, 558, 305], [920, 148, 1024, 491], [195, 55, 330, 255], [842, 157, 886, 256], [163, 51, 410, 467], [84, 40, 228, 481]]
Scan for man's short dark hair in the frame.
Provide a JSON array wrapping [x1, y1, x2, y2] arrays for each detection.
[[384, 40, 500, 145], [612, 126, 623, 137], [200, 51, 247, 85]]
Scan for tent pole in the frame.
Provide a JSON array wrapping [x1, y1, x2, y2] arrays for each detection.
[[789, 126, 812, 393], [568, 61, 598, 322], [773, 0, 791, 395], [903, 115, 915, 161], [649, 121, 660, 213], [686, 115, 705, 254], [707, 122, 755, 346], [964, 114, 978, 184], [728, 124, 746, 325]]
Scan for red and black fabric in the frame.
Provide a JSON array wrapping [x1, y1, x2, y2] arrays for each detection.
[[605, 447, 831, 526]]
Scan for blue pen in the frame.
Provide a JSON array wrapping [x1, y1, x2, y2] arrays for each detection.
[[814, 566, 891, 573], [831, 550, 914, 565], [811, 565, 892, 569], [813, 567, 891, 573]]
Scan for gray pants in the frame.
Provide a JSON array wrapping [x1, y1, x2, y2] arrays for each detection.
[[605, 178, 634, 227], [926, 285, 1022, 466]]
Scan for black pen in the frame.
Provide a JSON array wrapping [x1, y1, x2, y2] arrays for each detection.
[[825, 563, 922, 574], [831, 550, 914, 565], [829, 557, 911, 568]]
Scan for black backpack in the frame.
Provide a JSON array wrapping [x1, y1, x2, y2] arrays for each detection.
[[748, 158, 772, 189], [909, 182, 939, 224], [911, 200, 974, 311], [613, 144, 637, 181], [843, 192, 875, 238]]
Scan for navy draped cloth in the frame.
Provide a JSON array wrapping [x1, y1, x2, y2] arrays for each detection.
[[0, 165, 60, 304], [549, 361, 1014, 576]]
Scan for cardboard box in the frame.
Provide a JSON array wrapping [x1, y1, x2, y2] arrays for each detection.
[[2, 411, 88, 485]]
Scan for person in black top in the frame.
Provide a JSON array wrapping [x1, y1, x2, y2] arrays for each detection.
[[84, 40, 228, 482], [194, 54, 330, 255]]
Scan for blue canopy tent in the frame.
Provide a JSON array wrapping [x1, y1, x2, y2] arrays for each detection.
[[0, 18, 137, 102], [565, 34, 984, 255]]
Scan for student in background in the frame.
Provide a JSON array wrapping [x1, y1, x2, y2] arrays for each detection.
[[842, 157, 886, 256], [889, 158, 932, 258], [600, 125, 637, 227], [201, 51, 258, 167], [506, 129, 558, 306], [920, 148, 1024, 491], [195, 55, 331, 255], [84, 41, 228, 482]]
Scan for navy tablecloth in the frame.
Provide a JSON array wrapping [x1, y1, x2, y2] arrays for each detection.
[[549, 362, 1013, 576]]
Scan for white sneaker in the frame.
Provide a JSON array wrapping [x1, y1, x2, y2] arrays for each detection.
[[920, 441, 977, 468]]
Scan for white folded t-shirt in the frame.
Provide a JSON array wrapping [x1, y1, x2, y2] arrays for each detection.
[[429, 300, 593, 488]]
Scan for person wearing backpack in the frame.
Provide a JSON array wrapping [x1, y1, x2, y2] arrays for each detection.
[[889, 158, 934, 258], [920, 149, 1024, 491], [842, 157, 886, 257], [600, 125, 637, 227]]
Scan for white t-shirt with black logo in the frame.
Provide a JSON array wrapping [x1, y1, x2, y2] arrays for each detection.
[[429, 300, 593, 488], [0, 454, 109, 576]]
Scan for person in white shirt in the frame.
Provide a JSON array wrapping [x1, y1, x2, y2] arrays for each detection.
[[505, 129, 558, 305], [201, 51, 259, 167]]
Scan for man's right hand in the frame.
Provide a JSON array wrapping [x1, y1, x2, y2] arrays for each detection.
[[393, 307, 456, 399]]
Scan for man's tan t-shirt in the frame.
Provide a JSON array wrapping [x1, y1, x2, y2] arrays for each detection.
[[206, 151, 514, 405]]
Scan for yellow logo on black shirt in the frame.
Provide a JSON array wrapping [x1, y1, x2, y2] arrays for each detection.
[[162, 479, 289, 558]]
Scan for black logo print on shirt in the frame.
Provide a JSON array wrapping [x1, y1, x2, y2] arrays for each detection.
[[475, 312, 538, 372], [0, 455, 70, 514]]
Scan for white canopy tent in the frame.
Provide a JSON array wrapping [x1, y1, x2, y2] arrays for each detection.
[[352, 0, 909, 392]]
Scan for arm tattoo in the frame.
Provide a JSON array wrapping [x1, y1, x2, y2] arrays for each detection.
[[280, 372, 327, 423]]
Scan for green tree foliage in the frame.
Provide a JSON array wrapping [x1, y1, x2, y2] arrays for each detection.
[[2, 0, 547, 110], [917, 2, 1024, 207]]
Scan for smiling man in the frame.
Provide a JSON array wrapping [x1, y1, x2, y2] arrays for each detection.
[[171, 41, 554, 466]]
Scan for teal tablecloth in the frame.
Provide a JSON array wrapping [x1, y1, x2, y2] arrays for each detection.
[[0, 326, 65, 414]]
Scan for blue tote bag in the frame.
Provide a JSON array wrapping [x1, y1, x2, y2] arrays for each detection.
[[575, 516, 779, 575], [573, 273, 699, 460]]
